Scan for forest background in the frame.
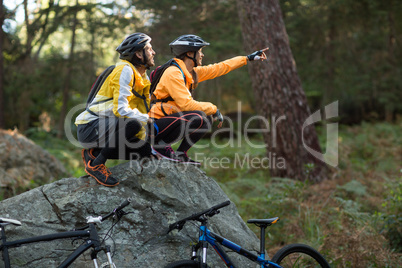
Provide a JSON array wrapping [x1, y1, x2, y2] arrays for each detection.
[[0, 0, 401, 267]]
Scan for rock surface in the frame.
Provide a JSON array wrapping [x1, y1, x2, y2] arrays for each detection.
[[0, 129, 66, 197], [0, 159, 261, 267]]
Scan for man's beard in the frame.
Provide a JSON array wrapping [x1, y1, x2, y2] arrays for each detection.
[[146, 58, 155, 67]]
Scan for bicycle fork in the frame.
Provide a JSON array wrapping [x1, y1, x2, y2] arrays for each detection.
[[191, 241, 209, 267], [194, 226, 210, 268], [201, 241, 208, 267], [1, 226, 11, 268], [91, 245, 115, 268]]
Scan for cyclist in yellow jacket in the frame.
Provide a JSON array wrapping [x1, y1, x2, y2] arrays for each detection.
[[75, 33, 156, 187], [149, 34, 267, 164]]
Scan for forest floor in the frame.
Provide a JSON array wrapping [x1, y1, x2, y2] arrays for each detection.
[[194, 121, 401, 267], [3, 121, 402, 267]]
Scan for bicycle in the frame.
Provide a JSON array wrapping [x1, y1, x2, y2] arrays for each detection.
[[0, 198, 131, 268], [165, 200, 330, 268]]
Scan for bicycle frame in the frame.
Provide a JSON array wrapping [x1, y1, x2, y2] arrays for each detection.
[[0, 223, 111, 268], [196, 225, 282, 268]]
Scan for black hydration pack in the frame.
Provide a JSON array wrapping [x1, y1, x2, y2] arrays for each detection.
[[149, 59, 187, 105], [85, 64, 149, 116], [85, 65, 115, 116]]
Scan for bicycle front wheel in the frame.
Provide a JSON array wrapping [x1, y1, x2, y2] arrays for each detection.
[[270, 243, 330, 268]]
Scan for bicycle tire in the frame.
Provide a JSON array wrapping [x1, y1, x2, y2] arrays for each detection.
[[164, 259, 210, 268], [270, 243, 330, 268]]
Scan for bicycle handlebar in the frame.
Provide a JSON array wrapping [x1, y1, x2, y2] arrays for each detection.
[[114, 198, 131, 212], [75, 198, 132, 230], [101, 198, 132, 222], [168, 200, 230, 233]]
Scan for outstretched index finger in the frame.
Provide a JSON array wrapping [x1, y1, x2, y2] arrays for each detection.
[[260, 47, 269, 60]]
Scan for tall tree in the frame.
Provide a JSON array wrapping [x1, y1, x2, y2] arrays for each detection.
[[58, 1, 79, 138], [386, 0, 397, 122], [236, 0, 327, 182], [0, 0, 4, 129]]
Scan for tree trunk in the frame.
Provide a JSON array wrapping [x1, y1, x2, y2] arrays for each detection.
[[386, 0, 396, 122], [0, 0, 5, 128], [57, 3, 78, 138], [237, 0, 328, 182], [324, 7, 336, 105], [88, 10, 97, 83], [14, 0, 35, 132], [23, 0, 33, 57]]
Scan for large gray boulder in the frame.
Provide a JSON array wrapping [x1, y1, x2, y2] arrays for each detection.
[[0, 160, 261, 267], [0, 129, 66, 198]]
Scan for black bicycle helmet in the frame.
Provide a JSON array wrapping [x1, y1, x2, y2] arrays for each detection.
[[169, 34, 210, 57], [116, 33, 151, 62]]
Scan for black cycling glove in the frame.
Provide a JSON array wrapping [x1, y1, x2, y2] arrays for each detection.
[[213, 109, 224, 123], [247, 50, 264, 61]]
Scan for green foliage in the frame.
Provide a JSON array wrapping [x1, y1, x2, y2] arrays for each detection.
[[2, 120, 399, 266], [1, 0, 402, 264], [2, 0, 402, 131], [303, 162, 316, 181], [337, 121, 401, 175], [299, 206, 325, 249], [2, 0, 141, 130], [334, 197, 370, 225], [282, 0, 402, 122], [25, 128, 85, 178], [376, 177, 402, 252], [189, 122, 400, 265], [337, 179, 367, 197]]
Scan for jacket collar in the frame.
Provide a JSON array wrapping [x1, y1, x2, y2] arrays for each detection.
[[173, 58, 194, 85], [117, 60, 150, 88]]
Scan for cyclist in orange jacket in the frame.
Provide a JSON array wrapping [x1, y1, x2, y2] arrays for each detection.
[[148, 34, 268, 165]]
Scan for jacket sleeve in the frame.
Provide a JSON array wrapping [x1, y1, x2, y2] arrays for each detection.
[[195, 56, 247, 83], [111, 65, 149, 122], [163, 67, 217, 115]]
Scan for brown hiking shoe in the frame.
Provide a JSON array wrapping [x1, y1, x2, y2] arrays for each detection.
[[81, 148, 98, 167], [85, 160, 119, 187]]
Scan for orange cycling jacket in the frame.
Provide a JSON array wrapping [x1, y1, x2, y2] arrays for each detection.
[[148, 56, 247, 119]]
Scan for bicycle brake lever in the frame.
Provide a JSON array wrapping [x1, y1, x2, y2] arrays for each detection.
[[206, 209, 220, 218], [114, 209, 128, 220], [168, 221, 185, 234], [177, 221, 185, 231]]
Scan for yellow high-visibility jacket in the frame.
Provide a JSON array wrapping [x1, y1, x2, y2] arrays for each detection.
[[75, 60, 150, 140], [149, 56, 247, 119]]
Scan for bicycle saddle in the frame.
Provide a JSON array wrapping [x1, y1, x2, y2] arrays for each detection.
[[247, 217, 279, 227], [0, 217, 22, 226]]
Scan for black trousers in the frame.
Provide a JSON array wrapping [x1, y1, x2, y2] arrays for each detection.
[[77, 117, 152, 160], [150, 111, 211, 152]]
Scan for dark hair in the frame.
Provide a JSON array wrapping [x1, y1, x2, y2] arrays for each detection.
[[176, 52, 191, 61], [131, 54, 143, 67]]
